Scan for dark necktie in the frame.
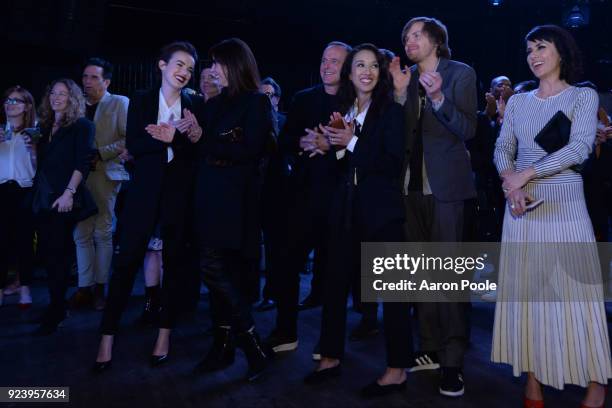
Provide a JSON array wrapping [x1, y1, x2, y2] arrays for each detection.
[[407, 85, 426, 192]]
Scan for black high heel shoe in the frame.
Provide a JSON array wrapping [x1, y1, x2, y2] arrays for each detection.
[[150, 354, 169, 367], [361, 379, 407, 398], [92, 360, 112, 373]]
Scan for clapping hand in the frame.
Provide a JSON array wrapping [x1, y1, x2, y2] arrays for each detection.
[[389, 56, 411, 92], [419, 72, 443, 102], [323, 112, 354, 148], [302, 127, 330, 157], [146, 122, 176, 143]]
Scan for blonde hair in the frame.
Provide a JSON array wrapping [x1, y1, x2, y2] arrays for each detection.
[[38, 78, 85, 129]]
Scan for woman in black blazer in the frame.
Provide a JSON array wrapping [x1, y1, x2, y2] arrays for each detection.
[[34, 79, 95, 335], [95, 41, 203, 371], [303, 44, 413, 396], [193, 38, 273, 381]]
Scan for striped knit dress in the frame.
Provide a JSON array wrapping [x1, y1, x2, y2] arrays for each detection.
[[491, 86, 612, 389]]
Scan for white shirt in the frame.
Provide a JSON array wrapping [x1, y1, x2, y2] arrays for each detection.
[[157, 89, 181, 163], [0, 130, 36, 187], [336, 101, 369, 160]]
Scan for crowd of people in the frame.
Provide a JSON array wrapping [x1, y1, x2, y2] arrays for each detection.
[[0, 15, 611, 408]]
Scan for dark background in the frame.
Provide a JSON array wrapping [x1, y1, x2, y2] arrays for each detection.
[[2, 0, 612, 109]]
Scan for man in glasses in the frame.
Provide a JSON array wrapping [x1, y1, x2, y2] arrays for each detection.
[[71, 57, 129, 311]]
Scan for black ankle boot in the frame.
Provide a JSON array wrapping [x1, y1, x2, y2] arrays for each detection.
[[194, 327, 235, 373], [237, 328, 268, 381], [139, 285, 160, 326]]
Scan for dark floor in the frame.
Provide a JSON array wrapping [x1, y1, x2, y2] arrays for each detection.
[[1, 271, 611, 408]]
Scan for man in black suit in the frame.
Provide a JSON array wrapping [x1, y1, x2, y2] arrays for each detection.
[[264, 41, 351, 354], [390, 17, 477, 397]]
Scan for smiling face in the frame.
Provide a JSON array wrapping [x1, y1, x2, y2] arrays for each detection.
[[349, 49, 380, 97], [490, 76, 512, 99], [320, 45, 348, 88], [82, 65, 109, 101], [49, 82, 70, 114], [4, 91, 29, 120], [159, 50, 195, 90], [526, 39, 562, 81], [404, 21, 438, 64]]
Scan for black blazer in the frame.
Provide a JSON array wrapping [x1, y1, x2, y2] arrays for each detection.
[[402, 58, 477, 201], [330, 101, 406, 240], [118, 88, 202, 255], [37, 117, 95, 197], [195, 89, 273, 258], [279, 85, 340, 217]]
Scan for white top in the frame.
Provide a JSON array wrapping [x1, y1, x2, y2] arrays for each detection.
[[0, 129, 36, 187], [157, 89, 181, 163]]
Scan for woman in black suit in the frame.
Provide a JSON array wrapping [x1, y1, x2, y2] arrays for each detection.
[[95, 41, 203, 370], [193, 38, 273, 381], [303, 44, 413, 396], [34, 79, 95, 335]]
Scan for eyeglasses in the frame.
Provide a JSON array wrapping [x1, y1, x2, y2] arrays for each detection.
[[4, 98, 26, 105]]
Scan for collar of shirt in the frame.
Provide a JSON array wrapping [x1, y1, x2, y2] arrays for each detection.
[[344, 99, 370, 128], [158, 88, 182, 125]]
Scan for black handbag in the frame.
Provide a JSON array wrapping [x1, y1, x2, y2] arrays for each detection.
[[30, 172, 97, 222], [31, 172, 56, 215], [534, 110, 582, 173]]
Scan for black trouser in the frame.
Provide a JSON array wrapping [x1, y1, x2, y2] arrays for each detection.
[[200, 248, 254, 332], [0, 181, 34, 289], [100, 163, 190, 335], [404, 192, 469, 368], [274, 206, 329, 337], [320, 213, 413, 367], [36, 212, 76, 322]]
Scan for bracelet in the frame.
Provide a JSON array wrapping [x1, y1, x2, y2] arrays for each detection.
[[65, 187, 76, 194]]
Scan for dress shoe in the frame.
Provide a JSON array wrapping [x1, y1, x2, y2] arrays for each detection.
[[92, 360, 112, 373], [298, 295, 321, 311], [237, 328, 269, 381], [524, 397, 544, 408], [304, 365, 341, 384], [69, 287, 94, 309], [254, 298, 276, 312], [361, 379, 407, 398], [194, 327, 235, 373], [150, 354, 169, 367]]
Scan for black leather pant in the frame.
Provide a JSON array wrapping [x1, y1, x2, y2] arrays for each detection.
[[200, 248, 254, 332]]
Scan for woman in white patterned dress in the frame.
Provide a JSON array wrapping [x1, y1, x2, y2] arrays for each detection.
[[491, 25, 611, 408]]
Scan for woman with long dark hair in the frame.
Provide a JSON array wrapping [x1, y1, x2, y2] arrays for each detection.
[[492, 25, 611, 408], [303, 43, 413, 397], [33, 79, 95, 335], [94, 41, 203, 371], [193, 38, 273, 381], [0, 86, 37, 309]]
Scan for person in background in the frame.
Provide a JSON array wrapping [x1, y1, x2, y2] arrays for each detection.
[[33, 78, 96, 335], [0, 86, 37, 309], [513, 79, 538, 94], [200, 64, 222, 102], [71, 57, 129, 311]]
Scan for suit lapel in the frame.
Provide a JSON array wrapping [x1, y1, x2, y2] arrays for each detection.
[[93, 92, 111, 123]]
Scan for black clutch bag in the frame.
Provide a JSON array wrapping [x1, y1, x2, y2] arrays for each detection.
[[30, 172, 97, 222], [534, 110, 582, 173], [31, 172, 56, 215]]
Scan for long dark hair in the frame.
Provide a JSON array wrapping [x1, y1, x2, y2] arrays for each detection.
[[337, 43, 393, 116], [209, 38, 260, 98]]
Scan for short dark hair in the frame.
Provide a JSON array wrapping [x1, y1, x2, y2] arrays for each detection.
[[209, 38, 260, 97], [575, 81, 597, 91], [159, 41, 198, 65], [379, 48, 396, 63], [513, 80, 538, 94], [337, 43, 393, 116], [84, 57, 113, 80], [525, 25, 582, 84], [402, 17, 451, 59], [261, 77, 281, 98]]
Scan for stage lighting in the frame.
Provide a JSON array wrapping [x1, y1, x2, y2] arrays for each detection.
[[563, 2, 590, 28], [489, 0, 503, 5]]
